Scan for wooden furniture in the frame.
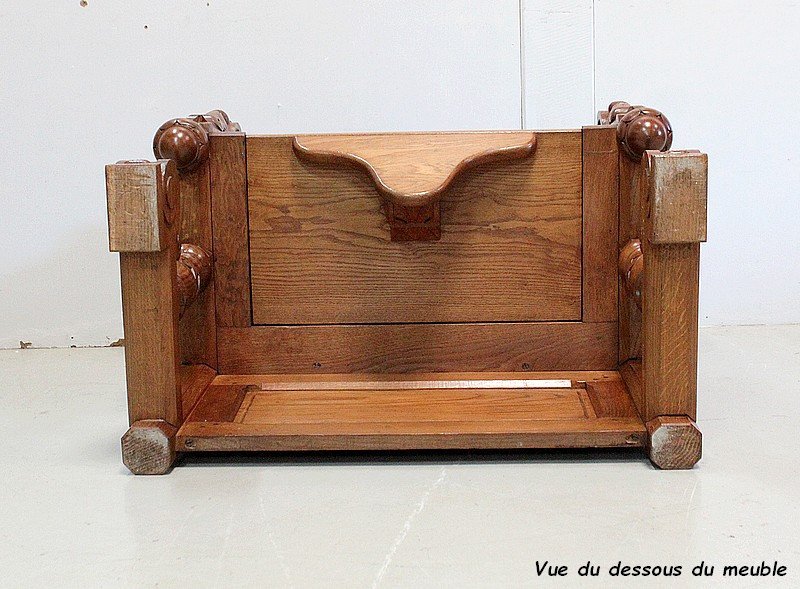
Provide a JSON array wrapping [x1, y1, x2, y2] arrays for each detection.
[[106, 103, 707, 474]]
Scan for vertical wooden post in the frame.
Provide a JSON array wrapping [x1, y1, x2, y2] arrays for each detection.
[[640, 150, 707, 469], [106, 159, 182, 474]]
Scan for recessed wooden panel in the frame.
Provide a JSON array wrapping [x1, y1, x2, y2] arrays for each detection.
[[176, 372, 645, 451], [236, 388, 589, 424], [247, 131, 582, 325]]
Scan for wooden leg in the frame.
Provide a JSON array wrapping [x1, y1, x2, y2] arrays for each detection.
[[121, 420, 178, 475], [646, 416, 701, 470]]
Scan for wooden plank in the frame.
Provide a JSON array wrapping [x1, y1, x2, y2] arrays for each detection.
[[177, 417, 645, 451], [209, 132, 251, 327], [120, 248, 181, 425], [177, 159, 217, 367], [582, 125, 619, 322], [235, 388, 590, 424], [179, 363, 216, 419], [637, 151, 706, 421], [217, 321, 618, 374], [213, 370, 623, 387], [642, 242, 700, 420], [247, 131, 583, 325]]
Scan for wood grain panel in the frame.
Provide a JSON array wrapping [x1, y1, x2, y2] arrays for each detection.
[[217, 321, 617, 374], [247, 131, 582, 325], [642, 242, 700, 421], [209, 132, 251, 327], [235, 388, 589, 424], [582, 125, 619, 322]]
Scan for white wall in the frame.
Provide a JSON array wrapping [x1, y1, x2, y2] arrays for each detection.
[[1, 1, 798, 348], [594, 0, 800, 326]]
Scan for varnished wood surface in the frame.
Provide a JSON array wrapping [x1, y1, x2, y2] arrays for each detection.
[[176, 372, 645, 452], [179, 363, 216, 419], [235, 388, 589, 424], [209, 133, 251, 328], [584, 380, 640, 418], [217, 321, 618, 374], [177, 160, 217, 367], [582, 126, 619, 323], [246, 132, 582, 325], [292, 131, 536, 207]]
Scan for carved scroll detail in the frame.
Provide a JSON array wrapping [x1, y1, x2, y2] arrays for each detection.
[[619, 239, 643, 309], [153, 109, 239, 172], [176, 243, 212, 316]]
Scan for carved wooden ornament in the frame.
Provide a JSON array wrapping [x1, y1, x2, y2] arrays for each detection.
[[292, 132, 536, 240], [153, 109, 240, 172]]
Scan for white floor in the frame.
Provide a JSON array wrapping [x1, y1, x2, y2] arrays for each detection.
[[0, 325, 798, 588]]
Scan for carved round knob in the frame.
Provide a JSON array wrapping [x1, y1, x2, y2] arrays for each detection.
[[617, 107, 672, 160], [177, 243, 213, 315], [153, 118, 209, 172]]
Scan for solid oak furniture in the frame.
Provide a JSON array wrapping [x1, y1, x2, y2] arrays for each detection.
[[106, 102, 707, 474]]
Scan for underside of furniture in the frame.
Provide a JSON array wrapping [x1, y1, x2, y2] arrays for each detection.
[[107, 102, 707, 474]]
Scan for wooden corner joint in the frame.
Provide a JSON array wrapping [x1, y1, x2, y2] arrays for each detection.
[[153, 109, 239, 172], [106, 159, 179, 252], [292, 132, 536, 241], [121, 419, 178, 475], [597, 100, 673, 161], [646, 416, 701, 469], [177, 243, 213, 316]]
